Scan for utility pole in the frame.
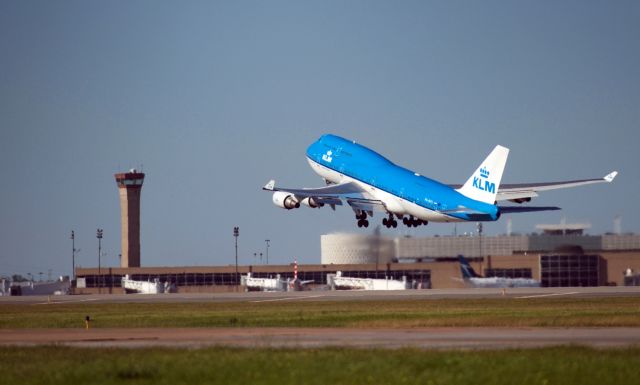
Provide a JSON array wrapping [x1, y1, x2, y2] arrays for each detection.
[[97, 228, 103, 294], [265, 239, 270, 265], [233, 227, 239, 287]]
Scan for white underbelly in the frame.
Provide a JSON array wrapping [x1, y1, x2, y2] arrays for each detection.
[[307, 157, 462, 222]]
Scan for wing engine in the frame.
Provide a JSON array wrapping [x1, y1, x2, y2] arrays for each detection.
[[272, 191, 300, 210]]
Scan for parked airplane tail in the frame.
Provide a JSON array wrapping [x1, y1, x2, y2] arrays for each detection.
[[457, 145, 509, 204], [458, 255, 481, 279]]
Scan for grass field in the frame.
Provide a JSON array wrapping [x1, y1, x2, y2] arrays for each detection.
[[1, 345, 639, 385], [1, 297, 640, 328]]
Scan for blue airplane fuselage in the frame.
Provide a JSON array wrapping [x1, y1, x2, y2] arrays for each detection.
[[305, 134, 500, 222]]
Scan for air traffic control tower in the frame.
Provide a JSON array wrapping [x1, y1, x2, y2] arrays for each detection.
[[115, 170, 145, 267]]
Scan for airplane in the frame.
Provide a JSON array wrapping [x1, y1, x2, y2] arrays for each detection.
[[458, 255, 540, 288], [263, 134, 617, 228], [243, 259, 313, 292], [289, 259, 314, 291]]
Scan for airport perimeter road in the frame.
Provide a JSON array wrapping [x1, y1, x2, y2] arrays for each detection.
[[2, 327, 640, 349], [1, 286, 640, 305]]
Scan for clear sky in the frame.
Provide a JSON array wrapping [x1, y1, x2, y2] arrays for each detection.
[[1, 1, 638, 278]]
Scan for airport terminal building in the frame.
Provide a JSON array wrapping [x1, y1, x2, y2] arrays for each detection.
[[75, 226, 640, 293]]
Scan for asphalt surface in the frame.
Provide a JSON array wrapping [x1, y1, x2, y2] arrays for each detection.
[[1, 286, 639, 305], [2, 327, 639, 349]]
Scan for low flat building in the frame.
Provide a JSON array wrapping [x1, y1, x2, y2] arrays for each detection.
[[75, 250, 640, 293]]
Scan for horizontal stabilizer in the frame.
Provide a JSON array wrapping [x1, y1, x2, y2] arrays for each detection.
[[499, 206, 561, 214]]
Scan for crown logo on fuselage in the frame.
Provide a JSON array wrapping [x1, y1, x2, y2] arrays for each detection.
[[322, 150, 333, 163]]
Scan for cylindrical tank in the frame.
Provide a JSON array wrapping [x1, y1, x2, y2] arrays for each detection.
[[321, 233, 394, 264]]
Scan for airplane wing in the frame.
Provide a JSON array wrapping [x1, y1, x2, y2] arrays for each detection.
[[448, 171, 617, 202], [496, 171, 617, 202], [346, 198, 387, 213], [263, 179, 365, 197], [263, 180, 384, 211]]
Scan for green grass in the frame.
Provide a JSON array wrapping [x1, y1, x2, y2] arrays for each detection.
[[1, 297, 640, 328], [1, 345, 639, 385]]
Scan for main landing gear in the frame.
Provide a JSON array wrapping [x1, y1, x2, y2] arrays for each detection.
[[402, 215, 428, 228], [382, 214, 398, 228], [356, 211, 369, 228], [358, 212, 428, 229]]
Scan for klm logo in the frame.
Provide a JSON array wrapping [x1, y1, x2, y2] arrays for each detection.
[[472, 166, 495, 193], [322, 150, 333, 163]]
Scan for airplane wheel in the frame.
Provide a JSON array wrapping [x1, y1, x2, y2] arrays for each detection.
[[382, 218, 388, 226], [363, 220, 369, 227], [392, 221, 397, 228], [357, 220, 362, 228]]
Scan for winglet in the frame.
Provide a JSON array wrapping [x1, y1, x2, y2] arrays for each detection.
[[604, 171, 618, 183], [263, 180, 276, 191]]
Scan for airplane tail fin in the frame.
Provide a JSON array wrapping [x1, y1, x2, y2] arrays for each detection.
[[457, 145, 509, 204], [459, 255, 480, 279]]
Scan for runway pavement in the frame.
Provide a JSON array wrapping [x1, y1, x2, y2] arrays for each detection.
[[1, 327, 639, 349], [1, 285, 639, 305]]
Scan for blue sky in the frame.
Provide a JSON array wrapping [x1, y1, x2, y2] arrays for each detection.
[[1, 1, 638, 278]]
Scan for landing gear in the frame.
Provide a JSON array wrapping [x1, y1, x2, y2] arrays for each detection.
[[401, 215, 428, 228], [382, 214, 398, 228], [356, 211, 369, 228]]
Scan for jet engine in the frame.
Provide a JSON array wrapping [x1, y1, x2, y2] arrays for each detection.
[[300, 197, 324, 208], [272, 191, 300, 209]]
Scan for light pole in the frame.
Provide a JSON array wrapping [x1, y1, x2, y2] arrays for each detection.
[[233, 227, 239, 287], [97, 228, 103, 293], [71, 230, 75, 283], [265, 239, 270, 265], [477, 222, 483, 258]]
